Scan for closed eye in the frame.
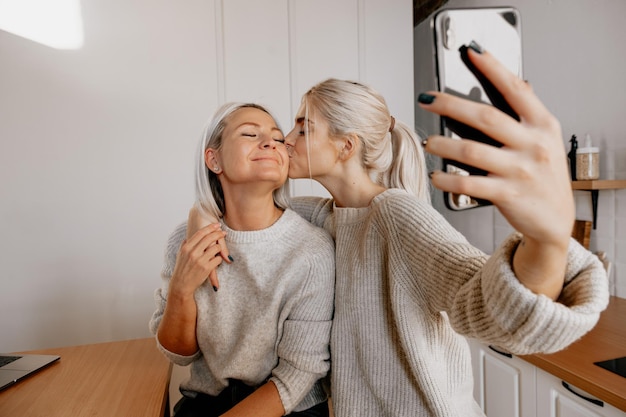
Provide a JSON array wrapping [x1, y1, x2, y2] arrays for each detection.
[[295, 117, 310, 136]]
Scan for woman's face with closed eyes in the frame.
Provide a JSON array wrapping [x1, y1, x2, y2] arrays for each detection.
[[206, 107, 288, 190]]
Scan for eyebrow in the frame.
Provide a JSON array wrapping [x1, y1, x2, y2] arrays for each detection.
[[237, 122, 282, 133]]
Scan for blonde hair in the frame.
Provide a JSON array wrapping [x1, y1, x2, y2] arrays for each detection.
[[194, 102, 290, 219], [303, 79, 430, 202]]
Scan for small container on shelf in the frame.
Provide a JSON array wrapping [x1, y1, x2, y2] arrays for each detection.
[[576, 133, 599, 180]]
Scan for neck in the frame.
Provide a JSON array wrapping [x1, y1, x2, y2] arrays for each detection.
[[222, 189, 283, 231], [317, 166, 386, 208]]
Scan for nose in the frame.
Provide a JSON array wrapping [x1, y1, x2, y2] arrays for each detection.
[[260, 134, 277, 149]]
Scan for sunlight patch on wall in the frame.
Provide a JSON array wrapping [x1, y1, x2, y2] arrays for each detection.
[[0, 0, 84, 49]]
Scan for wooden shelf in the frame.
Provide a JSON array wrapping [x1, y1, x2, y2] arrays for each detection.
[[571, 180, 626, 229], [572, 179, 626, 190]]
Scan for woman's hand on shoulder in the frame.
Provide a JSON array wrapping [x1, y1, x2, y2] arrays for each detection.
[[169, 206, 232, 293], [170, 222, 227, 294]]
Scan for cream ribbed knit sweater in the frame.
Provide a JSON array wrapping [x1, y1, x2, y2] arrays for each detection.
[[290, 189, 609, 417]]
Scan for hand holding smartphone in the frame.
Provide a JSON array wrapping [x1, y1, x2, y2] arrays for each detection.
[[432, 7, 523, 210]]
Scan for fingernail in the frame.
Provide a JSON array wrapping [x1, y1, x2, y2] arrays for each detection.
[[213, 285, 219, 292], [428, 172, 434, 179], [228, 255, 234, 262], [469, 40, 484, 54], [417, 93, 436, 105], [421, 139, 428, 148]]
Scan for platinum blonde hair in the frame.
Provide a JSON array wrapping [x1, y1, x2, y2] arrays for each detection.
[[194, 102, 290, 219], [303, 79, 430, 202]]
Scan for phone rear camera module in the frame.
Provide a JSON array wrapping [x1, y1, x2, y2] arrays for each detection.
[[442, 16, 456, 50]]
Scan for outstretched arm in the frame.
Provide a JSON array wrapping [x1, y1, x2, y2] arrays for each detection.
[[419, 43, 573, 300]]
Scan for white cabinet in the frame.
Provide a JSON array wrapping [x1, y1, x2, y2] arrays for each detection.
[[536, 368, 625, 417], [468, 339, 536, 417], [468, 340, 626, 417]]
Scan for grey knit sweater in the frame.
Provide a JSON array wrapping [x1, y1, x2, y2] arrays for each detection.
[[290, 189, 609, 417], [149, 209, 336, 413]]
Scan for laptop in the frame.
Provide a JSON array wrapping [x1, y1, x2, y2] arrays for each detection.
[[0, 353, 60, 391]]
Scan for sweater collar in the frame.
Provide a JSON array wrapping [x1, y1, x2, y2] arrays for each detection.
[[219, 209, 294, 243]]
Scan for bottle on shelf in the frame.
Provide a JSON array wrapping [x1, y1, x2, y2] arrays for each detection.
[[576, 133, 599, 180]]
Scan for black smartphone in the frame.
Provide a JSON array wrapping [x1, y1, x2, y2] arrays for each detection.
[[432, 7, 523, 210]]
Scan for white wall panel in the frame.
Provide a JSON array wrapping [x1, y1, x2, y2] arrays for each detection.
[[0, 0, 416, 353], [221, 0, 291, 124], [362, 0, 415, 126], [287, 0, 360, 111], [287, 0, 360, 198], [0, 0, 219, 351]]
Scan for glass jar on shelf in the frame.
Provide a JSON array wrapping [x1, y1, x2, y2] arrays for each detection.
[[576, 133, 599, 180]]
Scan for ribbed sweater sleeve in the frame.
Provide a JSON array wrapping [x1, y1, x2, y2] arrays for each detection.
[[148, 222, 201, 366], [270, 257, 335, 412], [466, 233, 610, 354], [290, 196, 333, 229], [380, 190, 609, 355]]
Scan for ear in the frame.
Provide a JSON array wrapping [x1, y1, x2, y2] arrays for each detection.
[[205, 148, 222, 174], [338, 133, 359, 161]]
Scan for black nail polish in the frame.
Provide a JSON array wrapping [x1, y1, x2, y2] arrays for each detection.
[[428, 172, 434, 179], [228, 255, 234, 262], [421, 139, 428, 148], [417, 93, 436, 105], [213, 286, 219, 292], [469, 40, 484, 54]]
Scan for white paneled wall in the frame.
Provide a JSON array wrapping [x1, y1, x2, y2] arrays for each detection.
[[221, 0, 291, 109], [0, 0, 414, 353], [1, 0, 219, 352]]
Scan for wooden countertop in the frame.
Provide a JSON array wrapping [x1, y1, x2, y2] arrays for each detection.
[[0, 338, 172, 417], [520, 296, 626, 412]]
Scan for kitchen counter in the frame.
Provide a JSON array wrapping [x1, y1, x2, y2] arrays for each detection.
[[520, 295, 626, 412]]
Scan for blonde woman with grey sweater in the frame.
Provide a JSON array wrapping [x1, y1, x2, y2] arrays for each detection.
[[205, 44, 608, 416], [279, 43, 608, 416]]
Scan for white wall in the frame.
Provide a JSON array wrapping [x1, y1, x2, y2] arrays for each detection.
[[4, 0, 623, 355], [415, 0, 626, 296], [0, 0, 414, 352], [1, 1, 214, 352]]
